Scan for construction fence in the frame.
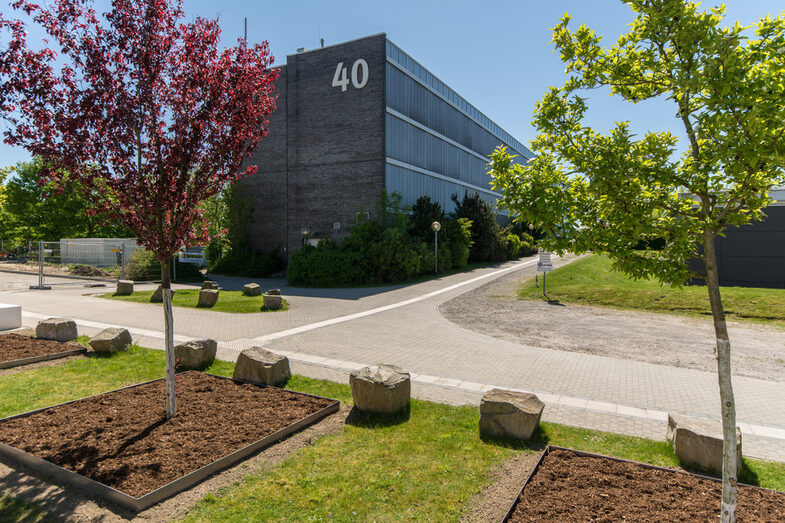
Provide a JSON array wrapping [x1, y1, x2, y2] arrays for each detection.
[[0, 239, 206, 287]]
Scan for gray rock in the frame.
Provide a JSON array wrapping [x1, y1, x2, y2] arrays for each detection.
[[35, 318, 78, 342], [350, 364, 410, 414], [89, 327, 131, 353], [233, 347, 291, 386], [115, 280, 134, 296], [242, 283, 262, 296], [198, 289, 219, 307], [479, 389, 544, 441], [201, 280, 219, 290], [262, 293, 283, 310], [667, 414, 742, 475], [150, 285, 175, 303], [175, 339, 217, 370], [265, 288, 281, 296]]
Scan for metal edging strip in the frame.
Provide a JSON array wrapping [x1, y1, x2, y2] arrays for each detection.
[[0, 346, 88, 370]]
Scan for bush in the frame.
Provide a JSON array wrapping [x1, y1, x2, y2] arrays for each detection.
[[451, 192, 506, 262], [209, 249, 281, 278], [367, 228, 421, 282], [505, 233, 522, 259], [288, 241, 366, 287], [443, 218, 472, 268], [125, 250, 161, 281]]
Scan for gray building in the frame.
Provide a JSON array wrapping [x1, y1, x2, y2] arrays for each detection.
[[241, 33, 532, 260]]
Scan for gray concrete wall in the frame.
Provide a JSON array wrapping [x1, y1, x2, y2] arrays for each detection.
[[242, 34, 387, 260]]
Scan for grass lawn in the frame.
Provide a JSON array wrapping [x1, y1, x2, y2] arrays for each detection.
[[0, 345, 783, 522], [520, 254, 785, 327], [97, 289, 288, 313]]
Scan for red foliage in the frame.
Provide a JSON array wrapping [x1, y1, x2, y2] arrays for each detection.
[[1, 0, 278, 260]]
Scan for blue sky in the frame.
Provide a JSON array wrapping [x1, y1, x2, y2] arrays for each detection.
[[1, 0, 783, 167]]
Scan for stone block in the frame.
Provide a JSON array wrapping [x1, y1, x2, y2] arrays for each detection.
[[35, 318, 78, 342], [89, 327, 131, 353], [175, 339, 217, 370], [350, 364, 410, 414], [201, 280, 219, 290], [150, 286, 175, 303], [198, 289, 219, 307], [265, 288, 281, 295], [233, 347, 291, 386], [115, 280, 134, 296], [0, 303, 22, 331], [479, 389, 544, 441], [667, 414, 742, 475], [262, 291, 283, 310], [242, 283, 262, 296]]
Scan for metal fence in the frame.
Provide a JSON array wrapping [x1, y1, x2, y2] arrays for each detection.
[[0, 239, 207, 288]]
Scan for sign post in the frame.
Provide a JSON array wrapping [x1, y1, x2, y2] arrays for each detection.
[[536, 250, 553, 297]]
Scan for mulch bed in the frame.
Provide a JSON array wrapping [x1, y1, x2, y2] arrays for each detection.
[[0, 333, 85, 365], [0, 372, 336, 498], [508, 448, 785, 522]]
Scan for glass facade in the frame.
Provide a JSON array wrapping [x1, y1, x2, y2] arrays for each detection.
[[385, 39, 532, 214]]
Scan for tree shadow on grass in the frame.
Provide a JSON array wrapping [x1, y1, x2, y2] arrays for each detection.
[[345, 405, 410, 428], [479, 425, 548, 453]]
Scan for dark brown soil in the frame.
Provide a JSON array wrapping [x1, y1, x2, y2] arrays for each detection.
[[509, 449, 785, 522], [0, 333, 84, 363], [0, 372, 335, 498]]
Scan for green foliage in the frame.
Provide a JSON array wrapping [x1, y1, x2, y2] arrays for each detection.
[[287, 240, 367, 287], [1, 158, 131, 240], [505, 233, 521, 259], [409, 195, 446, 241], [451, 192, 506, 262], [208, 250, 281, 278], [125, 249, 161, 281], [489, 2, 785, 285], [443, 217, 473, 268]]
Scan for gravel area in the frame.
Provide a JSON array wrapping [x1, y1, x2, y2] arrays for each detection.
[[440, 256, 785, 382]]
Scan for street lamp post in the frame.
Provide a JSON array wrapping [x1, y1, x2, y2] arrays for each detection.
[[300, 228, 310, 247], [431, 221, 441, 273]]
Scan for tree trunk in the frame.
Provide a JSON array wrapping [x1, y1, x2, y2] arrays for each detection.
[[161, 259, 176, 419], [703, 230, 738, 523]]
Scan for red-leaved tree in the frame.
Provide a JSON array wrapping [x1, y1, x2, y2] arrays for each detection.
[[1, 0, 278, 418]]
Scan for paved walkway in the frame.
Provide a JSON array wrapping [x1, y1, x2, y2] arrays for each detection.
[[2, 257, 785, 462]]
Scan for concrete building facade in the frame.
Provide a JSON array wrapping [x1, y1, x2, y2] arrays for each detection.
[[241, 34, 532, 260]]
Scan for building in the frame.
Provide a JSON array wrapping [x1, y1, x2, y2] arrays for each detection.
[[241, 33, 532, 260], [709, 187, 785, 288]]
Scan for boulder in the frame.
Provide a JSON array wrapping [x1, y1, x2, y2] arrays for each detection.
[[262, 290, 283, 310], [350, 364, 410, 414], [175, 338, 217, 370], [150, 286, 175, 303], [201, 280, 219, 290], [115, 280, 134, 296], [198, 289, 219, 307], [479, 389, 544, 441], [35, 318, 78, 342], [667, 414, 742, 475], [242, 283, 262, 296], [233, 347, 291, 386], [89, 327, 131, 353]]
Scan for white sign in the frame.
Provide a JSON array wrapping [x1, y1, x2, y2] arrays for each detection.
[[537, 261, 553, 273], [539, 251, 551, 264]]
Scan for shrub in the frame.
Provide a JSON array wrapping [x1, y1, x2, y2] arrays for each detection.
[[125, 249, 161, 281], [451, 192, 506, 262], [408, 195, 445, 241], [443, 218, 472, 268], [367, 228, 420, 282], [288, 241, 365, 287], [209, 249, 281, 278], [505, 233, 522, 259]]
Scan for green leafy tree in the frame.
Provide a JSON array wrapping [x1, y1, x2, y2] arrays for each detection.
[[490, 2, 785, 520], [408, 195, 446, 241], [451, 192, 505, 262], [2, 159, 131, 240]]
